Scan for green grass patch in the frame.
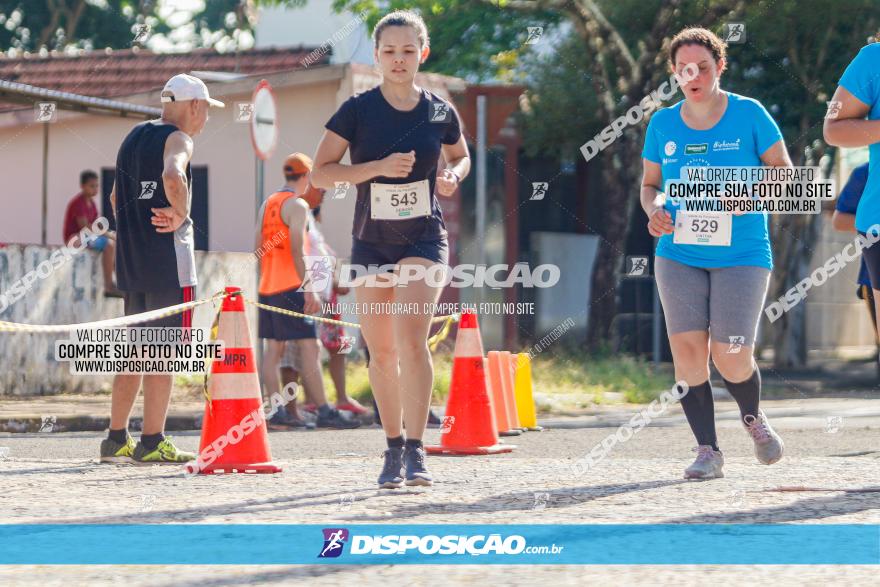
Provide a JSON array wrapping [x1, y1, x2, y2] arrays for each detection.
[[329, 349, 669, 411], [526, 349, 670, 411], [171, 347, 668, 413], [338, 353, 454, 406]]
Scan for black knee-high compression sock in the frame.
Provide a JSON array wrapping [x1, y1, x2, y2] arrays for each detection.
[[723, 367, 761, 422], [678, 381, 719, 451]]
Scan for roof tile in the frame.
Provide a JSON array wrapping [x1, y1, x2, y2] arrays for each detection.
[[0, 46, 327, 112]]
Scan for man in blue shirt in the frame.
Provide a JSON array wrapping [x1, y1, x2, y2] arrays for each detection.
[[825, 42, 880, 338], [831, 163, 879, 367]]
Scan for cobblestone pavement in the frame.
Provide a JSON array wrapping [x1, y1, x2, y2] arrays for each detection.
[[1, 399, 878, 585]]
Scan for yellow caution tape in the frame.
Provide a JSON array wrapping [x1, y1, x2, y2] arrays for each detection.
[[428, 313, 458, 352], [244, 297, 459, 330], [431, 312, 459, 324], [202, 300, 223, 413], [243, 298, 362, 328], [0, 291, 229, 333], [0, 288, 460, 359]]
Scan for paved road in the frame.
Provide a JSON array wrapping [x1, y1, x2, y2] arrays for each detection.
[[1, 398, 878, 585]]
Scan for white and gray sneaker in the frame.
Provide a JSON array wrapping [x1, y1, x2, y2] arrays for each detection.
[[684, 445, 725, 480], [743, 410, 784, 465]]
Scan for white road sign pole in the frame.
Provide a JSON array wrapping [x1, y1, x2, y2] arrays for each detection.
[[249, 79, 279, 373]]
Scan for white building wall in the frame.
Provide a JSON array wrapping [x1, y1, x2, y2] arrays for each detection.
[[254, 0, 374, 66], [0, 74, 356, 258]]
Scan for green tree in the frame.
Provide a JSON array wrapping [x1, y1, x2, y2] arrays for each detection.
[[487, 0, 747, 350], [328, 0, 880, 361], [327, 0, 560, 79], [0, 1, 167, 51], [516, 30, 602, 160]]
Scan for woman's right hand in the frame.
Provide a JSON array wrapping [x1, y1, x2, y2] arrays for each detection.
[[377, 151, 415, 178], [647, 206, 674, 237]]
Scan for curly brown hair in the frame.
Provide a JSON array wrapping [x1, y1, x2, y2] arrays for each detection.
[[668, 27, 727, 69]]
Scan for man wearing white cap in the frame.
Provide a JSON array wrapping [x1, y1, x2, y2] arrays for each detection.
[[100, 74, 224, 464]]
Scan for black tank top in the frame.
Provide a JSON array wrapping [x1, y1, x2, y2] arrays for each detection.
[[114, 120, 196, 292]]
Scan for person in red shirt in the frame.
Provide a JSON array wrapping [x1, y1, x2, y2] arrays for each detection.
[[62, 170, 121, 297]]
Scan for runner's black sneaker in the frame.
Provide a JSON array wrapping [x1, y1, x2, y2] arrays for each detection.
[[403, 445, 433, 486], [378, 447, 405, 488]]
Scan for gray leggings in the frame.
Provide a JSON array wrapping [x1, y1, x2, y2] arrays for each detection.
[[654, 257, 771, 346]]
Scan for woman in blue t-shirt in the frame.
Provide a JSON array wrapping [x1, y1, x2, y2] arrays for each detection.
[[312, 10, 471, 489], [641, 28, 792, 480], [824, 41, 880, 338]]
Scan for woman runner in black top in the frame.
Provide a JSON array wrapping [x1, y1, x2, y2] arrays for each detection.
[[313, 10, 470, 489]]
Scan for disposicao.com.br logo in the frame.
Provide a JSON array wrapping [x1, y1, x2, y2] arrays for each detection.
[[317, 528, 563, 558]]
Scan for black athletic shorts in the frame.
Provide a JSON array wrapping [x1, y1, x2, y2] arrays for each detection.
[[860, 232, 880, 291], [123, 287, 194, 329], [350, 237, 449, 271], [258, 288, 317, 341]]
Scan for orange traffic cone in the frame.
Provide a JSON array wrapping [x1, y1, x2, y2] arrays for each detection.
[[487, 351, 522, 437], [190, 286, 282, 474], [500, 351, 524, 431], [427, 310, 514, 455]]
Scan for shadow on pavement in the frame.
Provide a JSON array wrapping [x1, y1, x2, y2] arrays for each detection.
[[673, 490, 879, 524], [152, 566, 359, 587], [38, 479, 688, 525], [43, 487, 381, 524], [0, 463, 101, 475], [344, 479, 689, 522]]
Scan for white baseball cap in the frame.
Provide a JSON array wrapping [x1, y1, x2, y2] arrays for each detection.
[[160, 74, 225, 107]]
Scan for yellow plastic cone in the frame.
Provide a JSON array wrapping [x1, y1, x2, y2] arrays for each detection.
[[512, 353, 542, 431]]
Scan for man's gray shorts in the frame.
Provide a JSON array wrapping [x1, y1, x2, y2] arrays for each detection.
[[655, 256, 771, 347]]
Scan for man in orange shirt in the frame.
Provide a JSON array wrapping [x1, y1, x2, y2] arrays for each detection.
[[255, 153, 359, 430]]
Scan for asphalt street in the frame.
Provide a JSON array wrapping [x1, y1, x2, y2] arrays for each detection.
[[1, 398, 878, 585]]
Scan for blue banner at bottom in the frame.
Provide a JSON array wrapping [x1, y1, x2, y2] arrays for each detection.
[[0, 524, 877, 565]]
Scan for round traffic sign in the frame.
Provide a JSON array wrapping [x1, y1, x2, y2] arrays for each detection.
[[250, 79, 278, 160]]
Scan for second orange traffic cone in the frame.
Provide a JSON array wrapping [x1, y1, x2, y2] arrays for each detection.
[[427, 310, 514, 455], [500, 351, 524, 431], [487, 351, 522, 436]]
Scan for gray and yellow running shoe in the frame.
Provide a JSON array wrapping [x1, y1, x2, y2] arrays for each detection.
[[133, 437, 196, 464], [684, 445, 724, 480], [743, 410, 784, 465], [99, 435, 136, 464]]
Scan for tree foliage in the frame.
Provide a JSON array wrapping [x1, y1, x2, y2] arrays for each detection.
[[6, 0, 878, 362], [0, 1, 168, 52], [330, 0, 562, 80], [332, 0, 880, 360]]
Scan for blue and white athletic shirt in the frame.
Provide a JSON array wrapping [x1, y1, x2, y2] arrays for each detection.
[[838, 44, 880, 234], [642, 92, 784, 270]]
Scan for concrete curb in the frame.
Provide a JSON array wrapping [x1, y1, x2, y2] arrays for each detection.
[[0, 412, 377, 433], [0, 414, 203, 434]]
